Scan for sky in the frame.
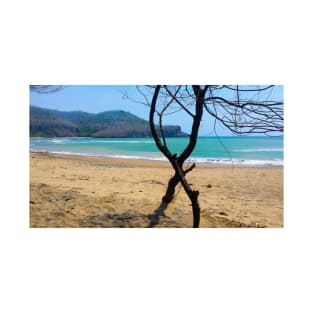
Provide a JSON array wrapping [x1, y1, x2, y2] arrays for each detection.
[[29, 85, 283, 136]]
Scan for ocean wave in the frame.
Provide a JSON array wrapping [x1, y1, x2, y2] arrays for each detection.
[[85, 140, 155, 144], [233, 148, 283, 152], [32, 139, 155, 144], [50, 139, 71, 144], [188, 158, 283, 166], [30, 149, 283, 166]]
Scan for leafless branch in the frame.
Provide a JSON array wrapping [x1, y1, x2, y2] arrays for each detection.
[[30, 85, 64, 93]]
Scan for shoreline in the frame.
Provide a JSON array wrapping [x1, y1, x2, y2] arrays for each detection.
[[30, 135, 285, 139], [30, 151, 284, 227], [30, 150, 283, 168], [30, 151, 171, 168]]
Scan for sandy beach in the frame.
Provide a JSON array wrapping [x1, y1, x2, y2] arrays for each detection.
[[30, 152, 283, 227]]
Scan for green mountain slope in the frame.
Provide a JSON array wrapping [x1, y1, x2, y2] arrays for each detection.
[[30, 106, 78, 137], [30, 106, 187, 138]]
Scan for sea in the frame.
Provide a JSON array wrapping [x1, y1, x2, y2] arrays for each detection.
[[30, 136, 283, 166]]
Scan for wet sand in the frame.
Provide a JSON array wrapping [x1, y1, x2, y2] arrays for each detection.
[[30, 152, 283, 227]]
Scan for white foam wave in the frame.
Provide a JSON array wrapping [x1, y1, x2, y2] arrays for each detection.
[[188, 157, 283, 166], [36, 139, 155, 144], [85, 140, 154, 144], [50, 139, 71, 144], [30, 148, 283, 166], [233, 148, 283, 152]]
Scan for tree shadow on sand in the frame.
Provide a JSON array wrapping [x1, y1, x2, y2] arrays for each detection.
[[77, 202, 181, 228], [147, 202, 171, 227]]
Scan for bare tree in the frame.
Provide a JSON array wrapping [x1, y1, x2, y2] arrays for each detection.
[[136, 85, 283, 228], [30, 85, 64, 93], [30, 84, 283, 227]]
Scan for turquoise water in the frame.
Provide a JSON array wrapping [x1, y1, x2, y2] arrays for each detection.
[[30, 136, 283, 166]]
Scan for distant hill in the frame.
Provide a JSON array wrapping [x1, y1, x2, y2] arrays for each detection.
[[30, 106, 187, 138], [30, 106, 78, 137]]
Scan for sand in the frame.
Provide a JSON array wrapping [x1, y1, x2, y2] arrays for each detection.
[[29, 152, 283, 228]]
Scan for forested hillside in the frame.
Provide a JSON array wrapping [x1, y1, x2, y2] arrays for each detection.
[[30, 106, 187, 138]]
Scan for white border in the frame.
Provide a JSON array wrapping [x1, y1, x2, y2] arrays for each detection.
[[1, 1, 312, 312]]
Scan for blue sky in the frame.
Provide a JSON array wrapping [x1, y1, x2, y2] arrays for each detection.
[[29, 85, 283, 136]]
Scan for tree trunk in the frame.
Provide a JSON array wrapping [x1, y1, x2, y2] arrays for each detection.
[[162, 173, 179, 203], [162, 162, 196, 203], [149, 85, 203, 227], [162, 159, 201, 228], [172, 160, 200, 228], [190, 190, 200, 228]]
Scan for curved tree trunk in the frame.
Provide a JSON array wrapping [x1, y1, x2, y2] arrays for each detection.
[[162, 173, 179, 203], [161, 159, 200, 227], [163, 177, 201, 227], [171, 159, 201, 227], [149, 85, 205, 228], [162, 162, 196, 203]]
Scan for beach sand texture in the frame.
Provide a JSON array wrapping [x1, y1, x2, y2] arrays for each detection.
[[30, 152, 283, 228]]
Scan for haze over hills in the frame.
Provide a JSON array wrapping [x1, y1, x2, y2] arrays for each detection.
[[30, 106, 187, 138]]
